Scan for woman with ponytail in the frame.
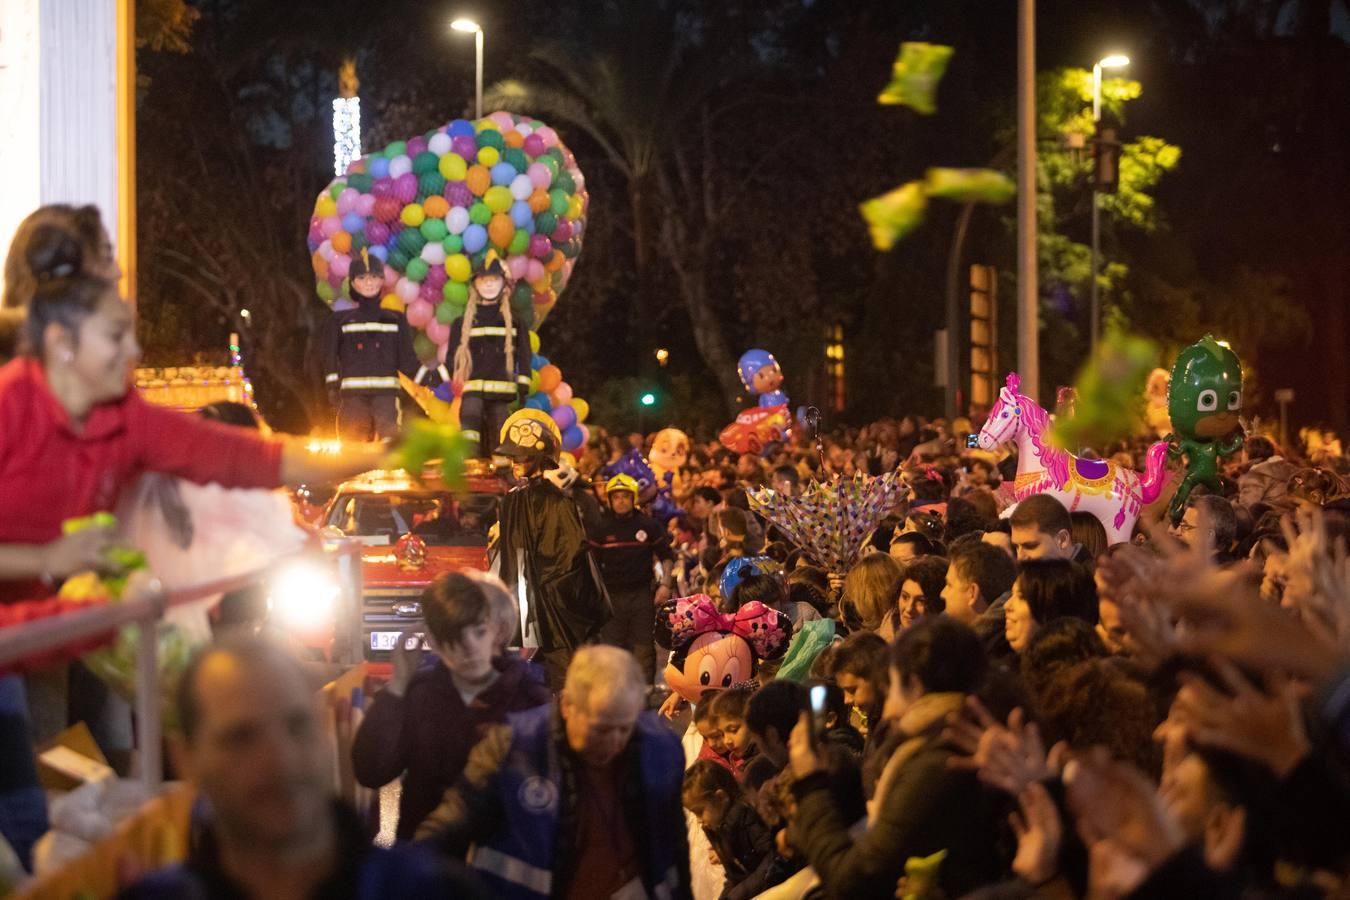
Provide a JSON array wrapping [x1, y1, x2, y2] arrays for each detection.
[[447, 250, 532, 457]]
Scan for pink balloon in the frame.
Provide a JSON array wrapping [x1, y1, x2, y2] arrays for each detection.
[[384, 266, 399, 288], [523, 135, 547, 159], [356, 193, 377, 217], [552, 220, 573, 242], [371, 178, 394, 199], [532, 290, 552, 306], [525, 259, 546, 283], [336, 188, 360, 215], [418, 281, 439, 303], [394, 173, 418, 203], [489, 111, 514, 130], [396, 277, 419, 302], [437, 341, 449, 364], [330, 254, 351, 279], [320, 216, 342, 238], [528, 234, 552, 259], [406, 299, 434, 328], [424, 265, 447, 289], [577, 424, 590, 446], [426, 320, 451, 345], [551, 382, 573, 404], [318, 239, 335, 261], [527, 161, 551, 189], [536, 126, 559, 148], [507, 255, 529, 281]]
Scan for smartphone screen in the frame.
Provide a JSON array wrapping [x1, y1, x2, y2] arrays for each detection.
[[808, 684, 828, 748]]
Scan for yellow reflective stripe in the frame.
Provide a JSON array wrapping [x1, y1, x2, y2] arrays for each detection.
[[516, 375, 531, 384], [324, 373, 339, 383], [340, 377, 400, 389], [341, 322, 399, 333], [462, 429, 481, 442], [469, 326, 510, 337], [470, 846, 552, 894], [463, 379, 518, 393]]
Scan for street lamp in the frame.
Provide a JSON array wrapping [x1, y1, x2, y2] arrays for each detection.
[[450, 18, 484, 120], [1089, 53, 1129, 351]]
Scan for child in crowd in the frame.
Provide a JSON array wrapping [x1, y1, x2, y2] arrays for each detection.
[[351, 571, 551, 839], [710, 687, 757, 775], [694, 690, 736, 775], [683, 760, 775, 900]]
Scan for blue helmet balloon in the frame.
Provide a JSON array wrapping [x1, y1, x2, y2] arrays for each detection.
[[738, 349, 779, 393], [719, 555, 780, 603]]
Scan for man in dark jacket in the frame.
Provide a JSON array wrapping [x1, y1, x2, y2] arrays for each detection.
[[494, 409, 610, 691], [321, 249, 421, 441], [589, 473, 675, 683], [417, 646, 692, 900], [119, 638, 484, 900]]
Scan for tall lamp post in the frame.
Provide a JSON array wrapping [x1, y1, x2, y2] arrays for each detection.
[[1089, 53, 1129, 350], [451, 18, 484, 119], [1016, 0, 1039, 402]]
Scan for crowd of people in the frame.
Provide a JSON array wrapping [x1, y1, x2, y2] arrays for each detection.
[[2, 201, 1350, 900]]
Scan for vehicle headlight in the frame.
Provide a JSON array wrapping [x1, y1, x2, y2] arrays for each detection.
[[268, 560, 341, 631]]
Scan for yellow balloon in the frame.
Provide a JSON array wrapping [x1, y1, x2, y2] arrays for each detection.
[[476, 146, 501, 167], [484, 186, 512, 214], [315, 195, 337, 217], [438, 153, 468, 181], [566, 194, 584, 219], [528, 330, 541, 353], [400, 203, 426, 227], [380, 294, 405, 313], [446, 254, 471, 282], [571, 398, 589, 424]]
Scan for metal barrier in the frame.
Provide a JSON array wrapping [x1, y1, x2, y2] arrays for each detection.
[[0, 542, 364, 793]]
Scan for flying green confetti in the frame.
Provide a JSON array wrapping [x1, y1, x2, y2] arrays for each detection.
[[878, 42, 955, 114], [859, 181, 928, 250], [1051, 331, 1160, 451], [923, 167, 1017, 204]]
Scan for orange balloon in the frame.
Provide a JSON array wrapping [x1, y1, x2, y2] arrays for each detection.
[[466, 165, 491, 197], [538, 364, 562, 393], [331, 231, 352, 254], [530, 276, 551, 293], [504, 130, 525, 148], [423, 195, 450, 218], [544, 249, 565, 272], [311, 251, 329, 278], [528, 189, 551, 213], [488, 213, 515, 249]]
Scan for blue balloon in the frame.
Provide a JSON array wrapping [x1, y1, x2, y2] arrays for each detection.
[[368, 244, 388, 261], [370, 157, 390, 178], [737, 348, 779, 392], [341, 212, 364, 233], [490, 162, 517, 186], [562, 425, 584, 452], [462, 223, 488, 254], [720, 556, 777, 603], [447, 119, 475, 137], [534, 355, 550, 369], [510, 200, 533, 228], [525, 392, 551, 411], [530, 353, 546, 371], [524, 218, 536, 235]]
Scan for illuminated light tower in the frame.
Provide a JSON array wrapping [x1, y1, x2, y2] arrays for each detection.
[[333, 58, 362, 177]]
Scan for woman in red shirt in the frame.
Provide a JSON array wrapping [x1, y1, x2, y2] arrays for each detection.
[[0, 222, 387, 600]]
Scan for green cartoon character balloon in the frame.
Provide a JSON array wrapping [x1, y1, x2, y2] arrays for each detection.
[[1165, 335, 1245, 523]]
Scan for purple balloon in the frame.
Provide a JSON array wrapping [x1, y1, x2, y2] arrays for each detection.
[[552, 219, 573, 242], [444, 182, 473, 208], [394, 172, 418, 204], [418, 281, 439, 303], [424, 265, 447, 289], [407, 135, 429, 156], [366, 221, 390, 245], [529, 234, 552, 259], [371, 178, 394, 199], [551, 405, 577, 431], [523, 134, 546, 158], [451, 135, 478, 160]]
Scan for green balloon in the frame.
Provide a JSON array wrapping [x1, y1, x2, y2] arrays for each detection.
[[346, 173, 373, 193], [398, 229, 427, 255], [405, 258, 429, 282], [541, 156, 561, 177], [562, 238, 582, 259], [478, 130, 505, 151], [511, 282, 533, 306], [442, 234, 464, 255], [413, 151, 440, 175], [503, 148, 529, 173], [553, 171, 576, 195], [435, 301, 462, 324], [388, 249, 411, 270], [413, 332, 437, 362], [421, 218, 449, 242], [469, 201, 492, 226], [349, 232, 366, 251], [513, 302, 535, 330], [508, 230, 530, 255], [317, 281, 335, 302], [386, 140, 408, 157], [417, 172, 446, 198], [329, 182, 346, 201], [548, 190, 569, 216], [443, 281, 469, 305], [534, 211, 558, 236]]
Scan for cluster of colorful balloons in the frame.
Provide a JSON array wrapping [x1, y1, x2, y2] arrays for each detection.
[[521, 340, 591, 453], [307, 112, 588, 364]]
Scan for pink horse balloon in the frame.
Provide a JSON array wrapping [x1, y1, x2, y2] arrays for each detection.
[[973, 373, 1169, 544]]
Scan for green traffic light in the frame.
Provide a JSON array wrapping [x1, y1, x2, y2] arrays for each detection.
[[640, 392, 656, 407]]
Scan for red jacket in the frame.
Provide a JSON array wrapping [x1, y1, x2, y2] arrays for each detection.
[[0, 357, 284, 605]]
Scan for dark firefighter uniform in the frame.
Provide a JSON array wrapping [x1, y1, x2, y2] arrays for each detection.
[[588, 475, 675, 683], [321, 250, 420, 441]]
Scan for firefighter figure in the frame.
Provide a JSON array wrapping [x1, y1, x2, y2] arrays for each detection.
[[448, 250, 532, 457], [493, 408, 610, 691], [322, 249, 420, 441]]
